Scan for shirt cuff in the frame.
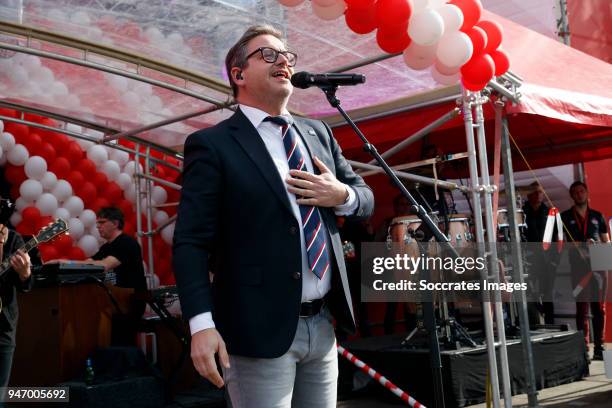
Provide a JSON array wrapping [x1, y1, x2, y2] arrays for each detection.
[[334, 185, 358, 216], [189, 312, 216, 335]]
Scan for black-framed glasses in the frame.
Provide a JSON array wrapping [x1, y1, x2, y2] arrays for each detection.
[[245, 47, 298, 67]]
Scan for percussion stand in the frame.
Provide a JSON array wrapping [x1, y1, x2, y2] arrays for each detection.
[[320, 86, 452, 408]]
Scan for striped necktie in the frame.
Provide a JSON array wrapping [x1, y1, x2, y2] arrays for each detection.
[[264, 115, 331, 280]]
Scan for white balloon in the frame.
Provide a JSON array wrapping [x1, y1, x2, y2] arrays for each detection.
[[52, 180, 73, 202], [436, 31, 473, 68], [124, 185, 137, 203], [41, 171, 58, 191], [124, 161, 143, 176], [50, 81, 69, 96], [110, 149, 130, 166], [7, 144, 29, 166], [35, 193, 59, 216], [19, 179, 43, 202], [86, 145, 109, 166], [19, 55, 42, 73], [151, 186, 168, 205], [431, 67, 461, 85], [144, 27, 164, 43], [0, 155, 6, 166], [117, 173, 133, 190], [0, 132, 15, 152], [153, 210, 169, 226], [121, 90, 140, 107], [54, 207, 71, 222], [79, 209, 97, 228], [64, 196, 85, 218], [31, 66, 55, 86], [77, 235, 99, 257], [77, 139, 94, 151], [408, 9, 445, 46], [429, 0, 447, 7], [71, 11, 91, 25], [312, 1, 346, 20], [403, 42, 438, 70], [68, 217, 85, 240], [437, 4, 464, 33], [15, 197, 32, 212], [146, 95, 163, 112], [0, 120, 3, 133], [7, 65, 28, 86], [0, 145, 3, 160], [101, 160, 121, 181], [108, 74, 128, 92], [89, 225, 101, 240], [167, 32, 184, 46], [412, 0, 430, 11], [9, 212, 22, 227], [160, 222, 175, 244], [132, 82, 153, 97], [24, 156, 48, 180]]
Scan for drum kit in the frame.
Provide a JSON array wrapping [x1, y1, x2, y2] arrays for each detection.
[[386, 207, 528, 348]]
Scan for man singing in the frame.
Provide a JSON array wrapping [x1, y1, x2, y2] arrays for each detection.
[[173, 25, 374, 407]]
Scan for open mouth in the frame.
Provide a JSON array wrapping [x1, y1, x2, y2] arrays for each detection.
[[272, 70, 290, 80]]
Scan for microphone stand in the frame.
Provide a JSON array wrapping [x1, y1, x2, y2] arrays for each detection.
[[320, 86, 456, 254], [320, 85, 448, 408]]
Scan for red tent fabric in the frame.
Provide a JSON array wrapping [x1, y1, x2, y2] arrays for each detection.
[[332, 11, 612, 172]]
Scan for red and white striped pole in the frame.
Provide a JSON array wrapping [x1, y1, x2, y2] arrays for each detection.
[[337, 344, 427, 408]]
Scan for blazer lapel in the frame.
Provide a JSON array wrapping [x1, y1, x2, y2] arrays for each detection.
[[229, 110, 293, 215]]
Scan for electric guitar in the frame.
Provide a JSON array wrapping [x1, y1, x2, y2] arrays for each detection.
[[0, 218, 69, 312]]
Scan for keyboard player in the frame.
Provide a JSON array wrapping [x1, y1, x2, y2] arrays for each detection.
[[48, 207, 146, 346]]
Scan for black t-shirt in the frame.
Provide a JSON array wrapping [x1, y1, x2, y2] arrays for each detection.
[[560, 207, 607, 243], [523, 202, 550, 242], [92, 234, 146, 292]]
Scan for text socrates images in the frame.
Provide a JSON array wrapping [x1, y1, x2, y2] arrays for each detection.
[[360, 242, 612, 303]]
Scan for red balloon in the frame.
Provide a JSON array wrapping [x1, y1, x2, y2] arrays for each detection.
[[67, 246, 87, 260], [490, 49, 510, 76], [22, 207, 42, 227], [103, 182, 123, 203], [118, 199, 133, 218], [76, 159, 97, 176], [123, 221, 135, 237], [0, 108, 17, 118], [37, 142, 57, 164], [4, 123, 29, 145], [92, 173, 109, 193], [346, 0, 376, 9], [376, 24, 411, 53], [65, 141, 84, 163], [345, 6, 377, 34], [461, 53, 495, 86], [66, 170, 85, 190], [4, 164, 27, 185], [9, 185, 20, 201], [54, 234, 73, 254], [476, 20, 503, 53], [91, 197, 111, 213], [16, 222, 36, 236], [36, 216, 54, 231], [49, 157, 71, 179], [464, 26, 488, 58], [461, 77, 489, 92], [375, 0, 412, 28], [39, 245, 60, 262], [23, 133, 43, 154], [449, 0, 483, 31], [48, 133, 70, 153], [77, 182, 97, 206]]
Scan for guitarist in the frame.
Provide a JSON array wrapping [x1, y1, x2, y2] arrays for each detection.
[[0, 223, 32, 388]]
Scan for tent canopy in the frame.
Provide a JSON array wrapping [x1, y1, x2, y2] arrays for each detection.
[[0, 1, 610, 169]]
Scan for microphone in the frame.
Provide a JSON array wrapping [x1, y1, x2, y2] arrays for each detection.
[[291, 71, 366, 89]]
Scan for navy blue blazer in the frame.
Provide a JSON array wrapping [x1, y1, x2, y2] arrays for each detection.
[[173, 108, 374, 358]]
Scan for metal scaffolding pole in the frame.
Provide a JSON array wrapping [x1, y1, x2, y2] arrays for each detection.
[[499, 109, 539, 407], [134, 144, 143, 249], [473, 95, 512, 408], [144, 146, 155, 278], [462, 89, 501, 408]]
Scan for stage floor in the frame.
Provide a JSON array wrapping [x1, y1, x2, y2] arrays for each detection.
[[338, 329, 590, 408]]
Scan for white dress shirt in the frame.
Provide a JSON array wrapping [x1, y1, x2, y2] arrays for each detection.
[[189, 104, 358, 335]]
